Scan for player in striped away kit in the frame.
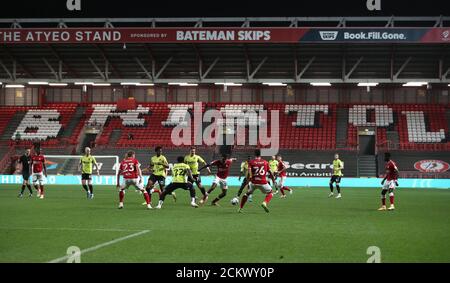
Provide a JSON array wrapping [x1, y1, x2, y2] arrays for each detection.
[[156, 156, 198, 209], [239, 149, 276, 213], [329, 153, 343, 199], [379, 152, 399, 211], [78, 147, 99, 199]]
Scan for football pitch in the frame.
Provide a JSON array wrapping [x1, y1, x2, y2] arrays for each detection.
[[0, 184, 449, 263]]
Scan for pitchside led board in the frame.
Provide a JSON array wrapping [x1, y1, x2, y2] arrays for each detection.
[[0, 27, 449, 44]]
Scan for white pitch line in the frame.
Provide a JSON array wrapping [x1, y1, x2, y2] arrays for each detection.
[[47, 230, 150, 263], [0, 227, 143, 232]]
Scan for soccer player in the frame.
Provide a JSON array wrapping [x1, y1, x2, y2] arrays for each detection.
[[155, 156, 198, 209], [239, 149, 276, 213], [199, 154, 236, 206], [277, 155, 292, 198], [329, 153, 343, 199], [78, 147, 99, 199], [31, 148, 47, 199], [17, 149, 33, 198], [117, 150, 151, 209], [145, 146, 175, 204], [236, 156, 251, 199], [184, 147, 211, 198], [268, 155, 279, 194], [378, 152, 399, 211]]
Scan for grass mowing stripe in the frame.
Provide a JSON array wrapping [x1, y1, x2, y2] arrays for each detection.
[[47, 230, 150, 263], [0, 227, 144, 232]]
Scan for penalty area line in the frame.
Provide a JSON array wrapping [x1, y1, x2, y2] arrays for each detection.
[[47, 229, 150, 263]]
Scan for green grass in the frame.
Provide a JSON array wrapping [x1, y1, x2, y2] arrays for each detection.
[[0, 184, 449, 263]]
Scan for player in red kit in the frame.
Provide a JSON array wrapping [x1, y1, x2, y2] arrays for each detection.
[[239, 149, 276, 213], [199, 154, 236, 206], [378, 152, 399, 211], [276, 155, 292, 198], [116, 150, 151, 210], [31, 148, 47, 199]]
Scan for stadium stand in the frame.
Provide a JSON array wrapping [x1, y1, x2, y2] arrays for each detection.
[[1, 103, 448, 151]]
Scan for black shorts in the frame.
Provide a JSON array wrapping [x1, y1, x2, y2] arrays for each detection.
[[149, 174, 166, 187], [187, 174, 201, 184], [330, 175, 342, 183], [22, 173, 30, 181], [81, 173, 92, 180], [164, 182, 193, 193]]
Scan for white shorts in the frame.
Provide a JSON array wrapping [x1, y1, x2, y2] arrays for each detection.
[[121, 178, 144, 190], [383, 180, 396, 191], [247, 182, 273, 195], [32, 173, 44, 185], [277, 176, 286, 188], [212, 176, 228, 190]]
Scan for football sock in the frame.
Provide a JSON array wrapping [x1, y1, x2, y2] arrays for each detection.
[[282, 186, 291, 191], [329, 183, 334, 192], [381, 197, 386, 206], [27, 184, 32, 194], [119, 190, 125, 202], [191, 197, 196, 203], [280, 188, 286, 196], [40, 186, 44, 196], [88, 185, 93, 194], [336, 185, 340, 194], [20, 185, 25, 194], [389, 193, 394, 205], [264, 192, 273, 204], [199, 186, 206, 196], [82, 184, 89, 192], [240, 195, 248, 208], [237, 182, 247, 197], [143, 192, 150, 204], [189, 188, 196, 198]]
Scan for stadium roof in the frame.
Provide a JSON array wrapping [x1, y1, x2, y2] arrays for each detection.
[[0, 17, 449, 84]]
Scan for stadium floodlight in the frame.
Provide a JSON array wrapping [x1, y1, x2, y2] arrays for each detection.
[[402, 82, 428, 87], [74, 82, 94, 85], [92, 83, 111, 86], [310, 82, 331, 86], [168, 82, 198, 86], [214, 82, 242, 86], [28, 81, 49, 85], [49, 83, 68, 86], [357, 83, 379, 87], [263, 82, 287, 86], [120, 82, 139, 85], [5, 84, 25, 88]]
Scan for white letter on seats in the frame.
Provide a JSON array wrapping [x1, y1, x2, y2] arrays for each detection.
[[13, 110, 62, 140], [348, 105, 393, 127], [402, 111, 445, 143]]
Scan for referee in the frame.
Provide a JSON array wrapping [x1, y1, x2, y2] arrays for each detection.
[[18, 149, 33, 198], [78, 147, 99, 199]]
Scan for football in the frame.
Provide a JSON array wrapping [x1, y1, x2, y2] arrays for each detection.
[[231, 197, 239, 206]]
